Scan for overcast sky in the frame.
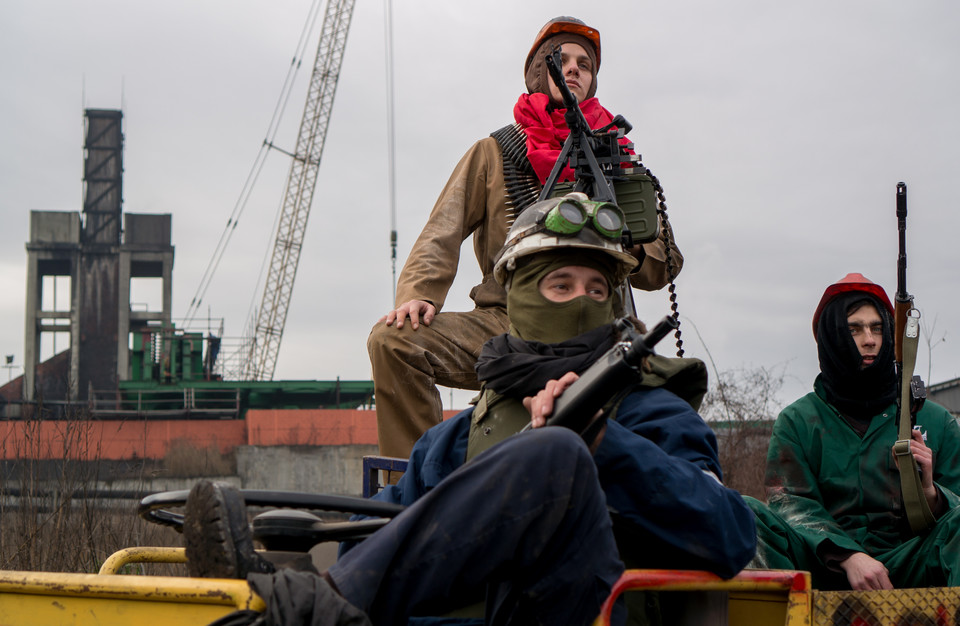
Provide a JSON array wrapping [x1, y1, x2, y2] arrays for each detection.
[[1, 1, 958, 412]]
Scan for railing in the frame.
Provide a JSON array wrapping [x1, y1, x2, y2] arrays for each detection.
[[89, 388, 241, 419], [206, 336, 251, 381]]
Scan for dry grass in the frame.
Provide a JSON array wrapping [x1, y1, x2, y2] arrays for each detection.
[[0, 402, 185, 574], [701, 366, 783, 500], [714, 421, 773, 500], [162, 439, 235, 477], [0, 502, 185, 575]]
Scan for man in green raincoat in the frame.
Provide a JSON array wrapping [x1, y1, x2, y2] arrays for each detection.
[[747, 273, 960, 590]]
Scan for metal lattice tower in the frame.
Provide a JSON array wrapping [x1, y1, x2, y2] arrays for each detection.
[[244, 0, 356, 381]]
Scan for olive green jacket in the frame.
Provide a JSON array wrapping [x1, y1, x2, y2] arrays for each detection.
[[766, 377, 960, 556]]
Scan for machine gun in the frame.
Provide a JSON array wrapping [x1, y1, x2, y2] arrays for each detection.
[[891, 181, 935, 534], [535, 45, 683, 344], [538, 47, 659, 246], [522, 316, 678, 439]]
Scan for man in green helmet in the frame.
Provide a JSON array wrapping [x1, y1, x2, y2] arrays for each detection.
[[747, 273, 960, 590], [367, 16, 683, 465], [184, 193, 749, 625]]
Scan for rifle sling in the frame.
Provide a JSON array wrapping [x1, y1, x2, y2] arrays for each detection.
[[895, 315, 936, 534]]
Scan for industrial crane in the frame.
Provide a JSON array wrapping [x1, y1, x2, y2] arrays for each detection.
[[242, 0, 356, 381]]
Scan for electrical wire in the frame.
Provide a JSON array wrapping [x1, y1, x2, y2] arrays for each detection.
[[184, 0, 325, 324], [384, 0, 398, 306]]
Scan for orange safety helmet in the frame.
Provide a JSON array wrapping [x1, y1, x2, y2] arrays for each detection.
[[812, 273, 894, 339], [524, 16, 601, 76]]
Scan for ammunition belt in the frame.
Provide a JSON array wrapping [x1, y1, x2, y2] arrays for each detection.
[[490, 123, 541, 227]]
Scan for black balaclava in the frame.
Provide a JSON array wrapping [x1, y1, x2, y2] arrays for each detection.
[[816, 292, 897, 418]]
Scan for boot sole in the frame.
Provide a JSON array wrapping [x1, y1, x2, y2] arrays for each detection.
[[184, 481, 257, 578]]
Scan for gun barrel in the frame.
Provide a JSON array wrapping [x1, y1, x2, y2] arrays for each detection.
[[896, 182, 908, 300], [545, 49, 579, 110], [625, 316, 679, 363], [896, 182, 907, 218]]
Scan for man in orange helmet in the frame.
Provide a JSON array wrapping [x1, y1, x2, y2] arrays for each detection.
[[368, 17, 683, 464], [747, 273, 960, 590]]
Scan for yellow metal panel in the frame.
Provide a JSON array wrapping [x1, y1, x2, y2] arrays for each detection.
[[729, 591, 790, 626], [813, 587, 960, 625], [0, 570, 264, 626]]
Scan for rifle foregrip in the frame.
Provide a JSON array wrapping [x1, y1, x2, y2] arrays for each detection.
[[545, 316, 678, 434], [894, 300, 910, 363], [545, 348, 639, 432]]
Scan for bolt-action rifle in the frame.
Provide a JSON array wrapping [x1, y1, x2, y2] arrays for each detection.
[[892, 181, 935, 534], [522, 316, 678, 439]]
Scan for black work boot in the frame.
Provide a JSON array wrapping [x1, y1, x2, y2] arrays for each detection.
[[184, 480, 276, 579]]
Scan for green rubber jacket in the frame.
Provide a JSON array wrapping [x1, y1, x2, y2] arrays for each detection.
[[765, 376, 960, 557]]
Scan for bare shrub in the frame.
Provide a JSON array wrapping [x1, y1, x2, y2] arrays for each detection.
[[700, 366, 783, 500], [162, 439, 235, 477], [0, 401, 186, 573], [0, 501, 185, 575]]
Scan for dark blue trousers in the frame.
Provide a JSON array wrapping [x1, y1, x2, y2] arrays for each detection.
[[328, 428, 625, 625]]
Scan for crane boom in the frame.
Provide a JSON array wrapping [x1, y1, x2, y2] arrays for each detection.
[[244, 0, 356, 381]]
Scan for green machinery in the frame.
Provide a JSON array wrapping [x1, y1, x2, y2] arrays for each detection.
[[92, 327, 374, 419]]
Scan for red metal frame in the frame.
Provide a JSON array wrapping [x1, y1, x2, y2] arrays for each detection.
[[594, 569, 811, 625]]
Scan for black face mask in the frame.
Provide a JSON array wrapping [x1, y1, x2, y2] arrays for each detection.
[[816, 293, 897, 419]]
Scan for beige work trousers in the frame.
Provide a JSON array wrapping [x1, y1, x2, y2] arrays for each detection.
[[367, 306, 509, 461]]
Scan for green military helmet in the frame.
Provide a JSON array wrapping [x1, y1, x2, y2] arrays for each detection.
[[493, 192, 639, 289]]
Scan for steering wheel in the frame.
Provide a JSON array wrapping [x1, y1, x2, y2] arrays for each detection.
[[138, 488, 406, 532]]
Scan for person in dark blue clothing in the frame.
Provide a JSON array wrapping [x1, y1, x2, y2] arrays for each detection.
[[183, 192, 756, 626]]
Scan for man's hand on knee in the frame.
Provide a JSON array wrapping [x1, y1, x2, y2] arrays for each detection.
[[380, 300, 437, 330]]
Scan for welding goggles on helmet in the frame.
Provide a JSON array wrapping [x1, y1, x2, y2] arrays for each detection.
[[539, 197, 625, 241], [493, 192, 639, 288]]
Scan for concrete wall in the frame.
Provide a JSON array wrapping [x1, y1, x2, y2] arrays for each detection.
[[236, 444, 378, 495], [30, 211, 81, 243], [0, 418, 249, 461], [929, 378, 960, 417], [247, 409, 382, 446], [0, 407, 458, 495], [85, 443, 378, 496], [0, 409, 381, 461]]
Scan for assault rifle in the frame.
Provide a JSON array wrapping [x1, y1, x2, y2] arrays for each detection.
[[523, 315, 678, 438], [892, 181, 935, 534]]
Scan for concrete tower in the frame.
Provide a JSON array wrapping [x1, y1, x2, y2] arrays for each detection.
[[22, 109, 174, 404]]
